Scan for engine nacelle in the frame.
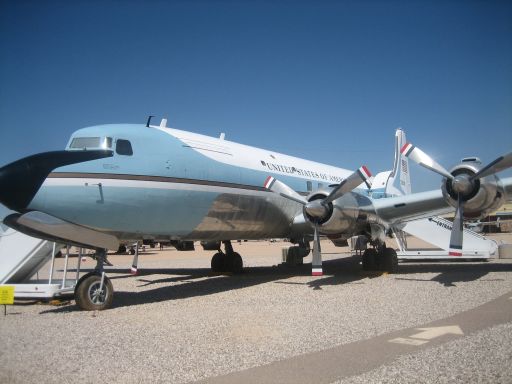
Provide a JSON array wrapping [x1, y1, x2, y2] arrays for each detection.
[[441, 158, 506, 219], [303, 188, 362, 235]]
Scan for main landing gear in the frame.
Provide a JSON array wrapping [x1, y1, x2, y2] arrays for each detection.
[[74, 249, 114, 311], [210, 240, 243, 274], [283, 240, 311, 265], [361, 244, 398, 273]]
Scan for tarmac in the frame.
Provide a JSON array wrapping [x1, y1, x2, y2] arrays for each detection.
[[1, 234, 511, 383]]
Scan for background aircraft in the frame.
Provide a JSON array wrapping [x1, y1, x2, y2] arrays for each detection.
[[1, 118, 511, 310]]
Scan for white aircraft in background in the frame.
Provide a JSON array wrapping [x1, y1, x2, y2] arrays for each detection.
[[1, 117, 511, 310]]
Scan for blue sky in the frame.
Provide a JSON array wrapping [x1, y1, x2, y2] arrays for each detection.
[[1, 0, 511, 191]]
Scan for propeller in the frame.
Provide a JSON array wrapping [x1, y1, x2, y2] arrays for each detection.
[[401, 142, 512, 256], [311, 222, 322, 276], [130, 242, 140, 275], [449, 194, 464, 256], [263, 166, 372, 276], [323, 166, 372, 204], [471, 152, 512, 179], [400, 143, 453, 180]]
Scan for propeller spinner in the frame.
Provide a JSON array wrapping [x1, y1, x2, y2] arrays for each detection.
[[264, 166, 372, 276]]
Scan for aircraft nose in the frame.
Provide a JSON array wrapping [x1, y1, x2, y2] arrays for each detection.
[[0, 150, 113, 212]]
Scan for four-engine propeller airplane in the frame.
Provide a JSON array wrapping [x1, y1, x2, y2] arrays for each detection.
[[1, 118, 511, 310]]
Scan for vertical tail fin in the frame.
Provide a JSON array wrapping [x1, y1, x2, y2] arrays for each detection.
[[396, 128, 411, 195], [385, 128, 412, 196]]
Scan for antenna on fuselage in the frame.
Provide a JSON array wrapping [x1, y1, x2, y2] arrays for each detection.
[[146, 115, 155, 127]]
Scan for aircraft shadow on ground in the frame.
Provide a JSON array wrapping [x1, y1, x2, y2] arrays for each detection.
[[40, 255, 371, 313], [40, 257, 512, 313], [395, 262, 512, 287]]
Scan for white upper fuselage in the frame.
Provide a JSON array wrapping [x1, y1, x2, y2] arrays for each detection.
[[158, 125, 355, 187]]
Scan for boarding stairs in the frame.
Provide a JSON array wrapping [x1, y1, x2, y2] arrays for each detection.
[[393, 216, 498, 259], [0, 224, 78, 299]]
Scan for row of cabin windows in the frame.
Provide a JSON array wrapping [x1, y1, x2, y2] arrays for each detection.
[[69, 137, 133, 156]]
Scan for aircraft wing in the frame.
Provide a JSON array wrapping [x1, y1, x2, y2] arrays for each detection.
[[366, 176, 512, 226], [366, 189, 453, 225]]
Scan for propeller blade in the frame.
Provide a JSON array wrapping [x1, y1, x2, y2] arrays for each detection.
[[324, 166, 372, 204], [263, 176, 307, 205], [400, 143, 453, 180], [471, 152, 512, 180], [311, 222, 323, 276], [130, 242, 140, 275], [449, 195, 464, 257]]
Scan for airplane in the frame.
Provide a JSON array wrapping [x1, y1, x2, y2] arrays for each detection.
[[0, 117, 511, 310]]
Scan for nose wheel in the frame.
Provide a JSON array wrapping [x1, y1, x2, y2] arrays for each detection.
[[75, 272, 113, 310], [74, 249, 114, 310]]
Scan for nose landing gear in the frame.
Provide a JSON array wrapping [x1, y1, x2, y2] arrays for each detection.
[[74, 249, 114, 310]]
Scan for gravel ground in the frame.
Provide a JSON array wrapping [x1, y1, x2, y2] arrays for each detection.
[[335, 322, 512, 384], [1, 236, 512, 383]]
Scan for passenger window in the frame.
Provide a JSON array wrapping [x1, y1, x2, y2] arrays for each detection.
[[116, 139, 133, 156]]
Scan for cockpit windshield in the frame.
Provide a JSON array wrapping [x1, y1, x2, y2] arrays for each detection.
[[69, 137, 112, 150]]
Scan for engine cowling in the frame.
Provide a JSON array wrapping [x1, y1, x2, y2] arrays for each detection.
[[303, 188, 361, 235], [441, 158, 505, 219]]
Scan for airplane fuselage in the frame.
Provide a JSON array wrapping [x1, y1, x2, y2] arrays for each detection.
[[27, 124, 369, 243]]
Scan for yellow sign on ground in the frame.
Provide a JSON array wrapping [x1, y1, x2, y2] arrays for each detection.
[[0, 286, 15, 305]]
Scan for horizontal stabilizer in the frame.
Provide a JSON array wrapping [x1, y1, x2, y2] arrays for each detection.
[[4, 211, 119, 250]]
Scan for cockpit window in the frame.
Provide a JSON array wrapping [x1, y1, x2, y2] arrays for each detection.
[[69, 137, 112, 150], [70, 137, 101, 149], [116, 139, 133, 156], [104, 137, 113, 149]]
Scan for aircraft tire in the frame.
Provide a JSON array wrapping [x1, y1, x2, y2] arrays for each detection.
[[211, 252, 225, 272], [75, 273, 114, 311], [362, 248, 378, 271], [226, 252, 243, 274], [380, 247, 398, 273]]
